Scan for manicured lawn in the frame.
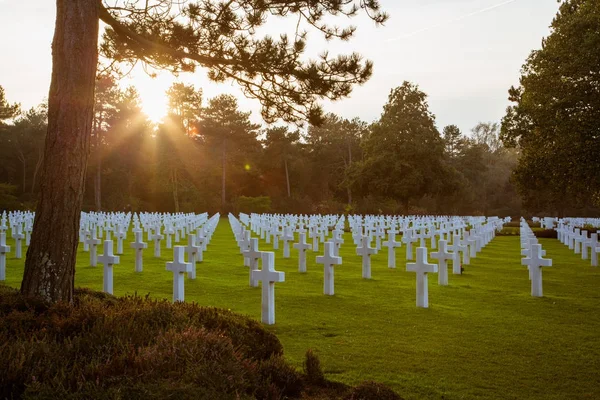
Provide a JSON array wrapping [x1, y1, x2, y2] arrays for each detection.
[[3, 219, 600, 399]]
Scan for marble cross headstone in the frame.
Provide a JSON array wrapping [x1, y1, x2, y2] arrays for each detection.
[[85, 230, 101, 267], [382, 231, 401, 269], [166, 246, 192, 303], [98, 240, 120, 295], [130, 230, 147, 272], [243, 238, 261, 287], [356, 235, 377, 279], [431, 240, 453, 286], [282, 227, 294, 258], [252, 251, 285, 325], [13, 226, 24, 259], [185, 234, 200, 279], [406, 247, 438, 308], [293, 232, 311, 273], [521, 243, 552, 297], [151, 231, 164, 258], [316, 241, 342, 295], [0, 232, 10, 281]]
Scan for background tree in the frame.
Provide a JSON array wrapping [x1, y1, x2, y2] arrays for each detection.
[[200, 94, 260, 212], [359, 82, 451, 212], [0, 85, 20, 122], [166, 83, 202, 136], [501, 0, 600, 214], [262, 126, 301, 198]]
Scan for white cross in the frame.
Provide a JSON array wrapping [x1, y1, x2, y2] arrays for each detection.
[[382, 231, 401, 269], [166, 246, 192, 303], [165, 225, 175, 249], [0, 232, 10, 281], [431, 240, 453, 286], [449, 234, 462, 274], [590, 233, 599, 267], [406, 247, 438, 308], [185, 234, 200, 279], [130, 230, 147, 272], [243, 238, 261, 287], [317, 241, 342, 295], [293, 232, 311, 273], [331, 229, 344, 257], [356, 235, 376, 279], [251, 251, 285, 325], [151, 231, 164, 258], [114, 226, 126, 254], [98, 240, 120, 294], [13, 226, 24, 259], [521, 243, 552, 297], [282, 227, 294, 258], [402, 230, 417, 261], [85, 230, 101, 267]]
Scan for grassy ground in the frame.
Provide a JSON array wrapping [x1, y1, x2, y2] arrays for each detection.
[[3, 219, 600, 400]]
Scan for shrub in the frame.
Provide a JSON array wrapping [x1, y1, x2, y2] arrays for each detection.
[[236, 196, 272, 214], [534, 229, 558, 239], [303, 349, 325, 385], [345, 381, 403, 400]]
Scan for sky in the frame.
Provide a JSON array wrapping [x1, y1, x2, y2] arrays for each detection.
[[0, 0, 560, 134]]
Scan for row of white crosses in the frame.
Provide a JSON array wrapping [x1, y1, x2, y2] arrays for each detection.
[[94, 212, 218, 300], [235, 213, 505, 313], [555, 219, 600, 267], [520, 218, 552, 297]]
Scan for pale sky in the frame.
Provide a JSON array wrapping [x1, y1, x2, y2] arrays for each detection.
[[0, 0, 559, 134]]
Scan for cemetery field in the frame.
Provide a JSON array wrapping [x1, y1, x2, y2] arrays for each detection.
[[2, 220, 600, 400]]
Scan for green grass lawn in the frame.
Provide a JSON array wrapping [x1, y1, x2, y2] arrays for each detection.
[[3, 219, 600, 400]]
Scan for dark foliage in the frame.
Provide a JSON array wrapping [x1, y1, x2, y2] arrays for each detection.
[[344, 381, 403, 400]]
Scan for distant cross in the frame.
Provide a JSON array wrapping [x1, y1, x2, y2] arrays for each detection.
[[252, 251, 285, 325], [13, 225, 24, 259], [590, 233, 599, 267], [293, 232, 311, 273], [151, 230, 164, 258], [0, 232, 10, 281], [406, 247, 438, 308], [431, 240, 453, 286], [130, 230, 147, 272], [331, 229, 344, 257], [185, 234, 200, 279], [166, 246, 192, 303], [356, 235, 377, 279], [382, 231, 401, 269], [85, 230, 101, 267], [98, 240, 120, 295], [317, 241, 342, 295], [521, 243, 552, 297], [449, 234, 462, 274], [402, 230, 417, 261], [282, 227, 294, 258], [243, 238, 261, 287]]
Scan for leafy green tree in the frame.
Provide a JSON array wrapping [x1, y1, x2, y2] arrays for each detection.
[[201, 95, 260, 212], [359, 82, 451, 212], [23, 0, 387, 302], [442, 124, 464, 157], [501, 0, 600, 213]]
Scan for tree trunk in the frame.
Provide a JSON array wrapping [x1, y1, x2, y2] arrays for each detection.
[[94, 117, 102, 211], [284, 157, 291, 198], [18, 151, 26, 195], [21, 0, 99, 303], [31, 147, 43, 195], [346, 138, 353, 204], [221, 140, 226, 212]]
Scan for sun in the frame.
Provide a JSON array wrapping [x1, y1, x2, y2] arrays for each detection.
[[122, 67, 174, 123]]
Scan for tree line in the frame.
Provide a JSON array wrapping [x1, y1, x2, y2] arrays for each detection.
[[1, 79, 520, 216]]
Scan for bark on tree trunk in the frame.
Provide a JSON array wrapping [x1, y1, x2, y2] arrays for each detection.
[[21, 0, 99, 303], [31, 148, 43, 195], [284, 157, 291, 198]]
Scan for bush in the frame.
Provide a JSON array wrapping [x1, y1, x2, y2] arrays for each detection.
[[0, 286, 284, 399], [534, 229, 558, 239], [345, 381, 403, 400], [304, 349, 325, 385], [236, 196, 272, 214]]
